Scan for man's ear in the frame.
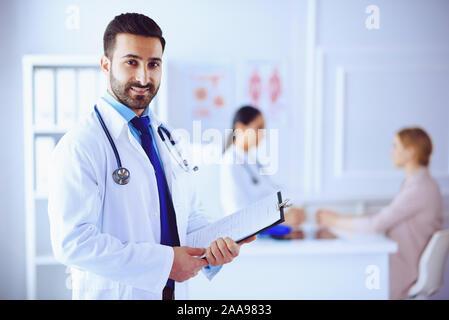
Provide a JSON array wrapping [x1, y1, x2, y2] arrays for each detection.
[[100, 55, 111, 73]]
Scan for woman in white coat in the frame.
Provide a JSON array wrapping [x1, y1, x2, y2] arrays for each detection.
[[220, 105, 305, 228]]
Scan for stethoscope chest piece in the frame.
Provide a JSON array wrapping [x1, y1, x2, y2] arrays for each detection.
[[113, 167, 130, 185]]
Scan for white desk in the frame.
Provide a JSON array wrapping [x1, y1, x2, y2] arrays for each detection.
[[188, 227, 398, 299]]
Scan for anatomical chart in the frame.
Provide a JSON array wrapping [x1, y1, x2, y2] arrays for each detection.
[[236, 60, 288, 126], [184, 63, 235, 133]]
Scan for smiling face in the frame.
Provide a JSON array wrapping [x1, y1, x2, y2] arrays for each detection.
[[100, 33, 163, 114]]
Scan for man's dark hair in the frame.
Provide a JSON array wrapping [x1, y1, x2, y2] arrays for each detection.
[[103, 13, 165, 58]]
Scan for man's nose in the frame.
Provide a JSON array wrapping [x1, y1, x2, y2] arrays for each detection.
[[135, 65, 150, 85]]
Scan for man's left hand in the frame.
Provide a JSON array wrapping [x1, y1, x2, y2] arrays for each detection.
[[205, 236, 256, 267]]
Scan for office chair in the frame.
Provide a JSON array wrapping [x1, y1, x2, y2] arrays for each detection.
[[407, 229, 449, 299]]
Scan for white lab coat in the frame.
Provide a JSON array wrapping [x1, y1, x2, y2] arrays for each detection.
[[219, 145, 279, 216], [48, 98, 212, 300]]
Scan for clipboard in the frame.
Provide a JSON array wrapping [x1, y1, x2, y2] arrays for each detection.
[[236, 191, 290, 243], [187, 191, 291, 249]]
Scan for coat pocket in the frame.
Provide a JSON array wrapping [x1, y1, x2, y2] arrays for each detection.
[[71, 268, 117, 291]]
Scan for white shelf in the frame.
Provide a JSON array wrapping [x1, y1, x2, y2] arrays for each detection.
[[35, 255, 60, 266], [34, 126, 69, 135], [23, 55, 103, 300], [34, 192, 48, 201]]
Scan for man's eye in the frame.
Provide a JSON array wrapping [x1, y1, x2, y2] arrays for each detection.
[[149, 62, 160, 68], [127, 60, 137, 66]]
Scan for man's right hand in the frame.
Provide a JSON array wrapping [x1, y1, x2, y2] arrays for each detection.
[[169, 246, 208, 282]]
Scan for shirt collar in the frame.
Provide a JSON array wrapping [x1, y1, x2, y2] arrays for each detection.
[[98, 91, 163, 140]]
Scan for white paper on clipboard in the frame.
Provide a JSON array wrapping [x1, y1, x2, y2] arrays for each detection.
[[187, 191, 286, 248]]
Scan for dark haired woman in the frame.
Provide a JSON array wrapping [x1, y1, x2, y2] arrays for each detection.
[[219, 106, 305, 228]]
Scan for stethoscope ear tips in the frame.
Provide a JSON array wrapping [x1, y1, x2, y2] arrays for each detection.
[[113, 167, 131, 185]]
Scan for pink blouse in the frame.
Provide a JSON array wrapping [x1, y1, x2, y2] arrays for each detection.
[[353, 167, 443, 299]]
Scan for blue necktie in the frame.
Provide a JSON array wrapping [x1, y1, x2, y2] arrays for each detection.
[[130, 116, 180, 295]]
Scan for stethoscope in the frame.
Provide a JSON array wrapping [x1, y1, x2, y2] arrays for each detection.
[[243, 162, 260, 185], [94, 105, 198, 185], [239, 151, 278, 189]]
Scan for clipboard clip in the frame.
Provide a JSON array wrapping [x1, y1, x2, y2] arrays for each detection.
[[277, 198, 292, 210]]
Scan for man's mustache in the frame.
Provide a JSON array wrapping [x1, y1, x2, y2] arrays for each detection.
[[127, 83, 155, 91]]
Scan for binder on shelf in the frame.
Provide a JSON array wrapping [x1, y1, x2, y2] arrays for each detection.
[[35, 137, 56, 195], [35, 197, 53, 257], [77, 69, 98, 117], [56, 68, 77, 129], [34, 68, 55, 126]]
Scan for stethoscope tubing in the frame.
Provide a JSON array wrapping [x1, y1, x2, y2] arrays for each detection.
[[94, 105, 123, 169], [238, 151, 278, 189], [94, 105, 195, 185]]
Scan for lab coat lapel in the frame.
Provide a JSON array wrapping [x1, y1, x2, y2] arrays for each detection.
[[127, 129, 152, 162]]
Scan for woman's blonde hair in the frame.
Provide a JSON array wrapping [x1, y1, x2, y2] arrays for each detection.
[[397, 127, 433, 167]]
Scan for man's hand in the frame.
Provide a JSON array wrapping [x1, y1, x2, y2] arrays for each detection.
[[205, 236, 257, 267], [169, 246, 208, 282]]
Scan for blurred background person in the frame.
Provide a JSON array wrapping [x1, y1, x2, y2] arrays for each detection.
[[220, 105, 306, 229], [316, 127, 443, 299]]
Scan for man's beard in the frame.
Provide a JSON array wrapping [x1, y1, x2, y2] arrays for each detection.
[[109, 69, 160, 110]]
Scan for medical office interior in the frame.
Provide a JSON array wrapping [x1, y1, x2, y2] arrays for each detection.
[[1, 0, 449, 300]]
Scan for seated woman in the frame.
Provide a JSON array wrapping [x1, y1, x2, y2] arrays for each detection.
[[220, 105, 305, 229], [316, 127, 443, 299]]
